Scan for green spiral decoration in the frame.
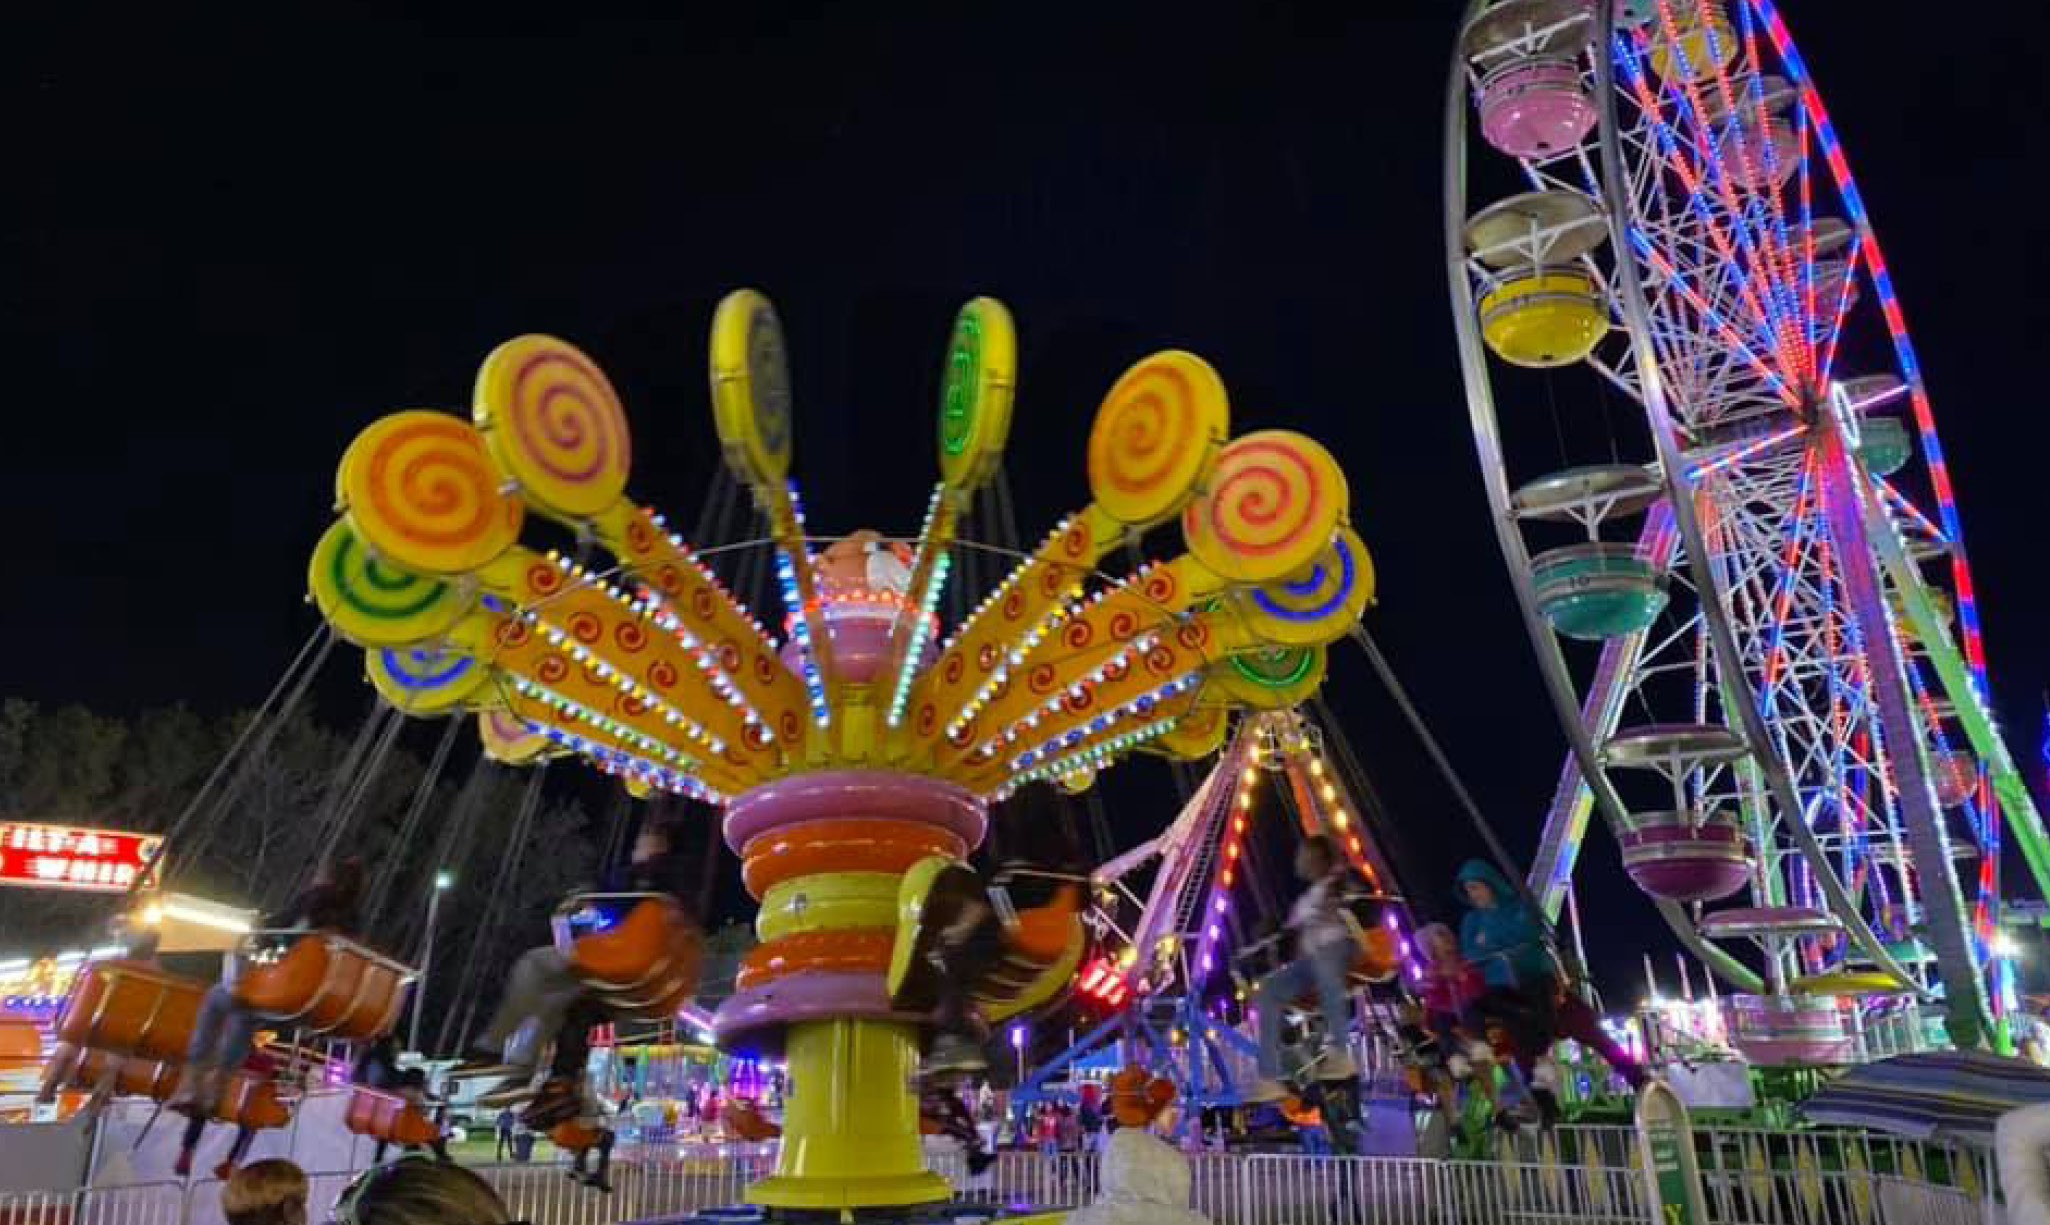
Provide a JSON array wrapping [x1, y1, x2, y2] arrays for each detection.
[[308, 520, 470, 647]]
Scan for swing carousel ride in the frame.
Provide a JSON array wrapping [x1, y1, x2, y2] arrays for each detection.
[[1447, 0, 2050, 1057], [304, 291, 1375, 1211]]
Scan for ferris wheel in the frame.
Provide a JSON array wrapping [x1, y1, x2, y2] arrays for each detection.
[[1444, 0, 2050, 1049]]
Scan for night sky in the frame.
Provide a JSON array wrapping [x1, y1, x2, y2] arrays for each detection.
[[8, 6, 2049, 995]]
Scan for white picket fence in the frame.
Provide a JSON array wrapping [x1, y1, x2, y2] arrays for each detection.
[[0, 1148, 1987, 1225]]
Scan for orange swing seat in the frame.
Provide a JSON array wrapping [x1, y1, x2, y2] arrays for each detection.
[[69, 1047, 180, 1100], [971, 884, 1085, 1015], [722, 1098, 781, 1142], [549, 1121, 606, 1151], [888, 859, 1088, 1023], [553, 894, 705, 1020], [55, 964, 208, 1063], [344, 1087, 442, 1146], [233, 931, 414, 1040], [208, 1070, 292, 1130]]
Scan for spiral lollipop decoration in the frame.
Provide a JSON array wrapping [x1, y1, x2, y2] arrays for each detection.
[[339, 411, 523, 576], [1086, 351, 1229, 527], [936, 297, 1017, 490], [1211, 644, 1328, 710], [1232, 526, 1376, 648], [1183, 430, 1348, 584], [474, 335, 633, 521], [366, 644, 490, 715], [710, 289, 795, 489], [308, 520, 471, 647]]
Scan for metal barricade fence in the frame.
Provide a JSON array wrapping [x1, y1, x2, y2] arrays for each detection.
[[1506, 1123, 1995, 1202], [0, 1183, 185, 1225], [1239, 1154, 1445, 1225], [0, 1145, 1997, 1225]]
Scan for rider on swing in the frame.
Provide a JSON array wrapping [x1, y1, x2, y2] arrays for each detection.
[[1245, 835, 1359, 1103]]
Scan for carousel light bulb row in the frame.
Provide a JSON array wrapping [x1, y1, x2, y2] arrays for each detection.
[[641, 511, 774, 640], [631, 515, 781, 737], [940, 517, 1086, 741], [997, 714, 1181, 796], [528, 555, 730, 754], [973, 621, 1169, 761], [504, 673, 702, 776], [967, 560, 1169, 757], [531, 719, 723, 806], [630, 587, 776, 742], [774, 483, 831, 728], [1006, 666, 1198, 772], [885, 485, 955, 730]]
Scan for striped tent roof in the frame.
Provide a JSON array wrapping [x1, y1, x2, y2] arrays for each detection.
[[1800, 1050, 2050, 1146]]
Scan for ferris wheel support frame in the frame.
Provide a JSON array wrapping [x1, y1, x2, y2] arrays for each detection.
[[1808, 416, 1988, 1043]]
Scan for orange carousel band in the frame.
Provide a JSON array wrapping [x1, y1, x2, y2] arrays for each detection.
[[740, 819, 967, 898], [735, 929, 896, 992]]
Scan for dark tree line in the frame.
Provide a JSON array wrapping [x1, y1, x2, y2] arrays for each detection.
[[0, 698, 614, 1048]]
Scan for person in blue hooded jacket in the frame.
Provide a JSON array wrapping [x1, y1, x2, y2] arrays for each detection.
[[1455, 860, 1551, 989], [1456, 859, 1563, 1119]]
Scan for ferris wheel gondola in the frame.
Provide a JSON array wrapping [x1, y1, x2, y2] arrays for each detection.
[[1445, 0, 2050, 1049]]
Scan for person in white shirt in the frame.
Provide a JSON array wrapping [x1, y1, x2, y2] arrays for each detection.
[[1244, 835, 1358, 1103]]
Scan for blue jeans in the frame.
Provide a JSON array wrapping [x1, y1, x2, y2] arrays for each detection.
[[1256, 938, 1355, 1079], [187, 982, 258, 1073]]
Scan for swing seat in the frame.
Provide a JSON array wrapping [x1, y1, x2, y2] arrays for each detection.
[[1352, 926, 1401, 985], [70, 1048, 179, 1100], [886, 857, 1087, 1023], [210, 1071, 291, 1130], [233, 931, 414, 1041], [723, 1098, 781, 1142], [974, 886, 1086, 1024], [344, 1087, 442, 1146], [55, 963, 207, 1063], [554, 894, 705, 1018], [550, 1121, 605, 1151]]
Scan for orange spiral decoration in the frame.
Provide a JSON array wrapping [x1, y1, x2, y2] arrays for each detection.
[[340, 411, 523, 576], [1086, 352, 1229, 526], [1182, 430, 1347, 583]]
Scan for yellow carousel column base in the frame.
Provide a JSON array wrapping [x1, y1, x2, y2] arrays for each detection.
[[746, 1016, 953, 1211]]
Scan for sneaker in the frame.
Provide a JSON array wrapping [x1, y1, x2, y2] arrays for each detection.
[[924, 1034, 988, 1076], [967, 1150, 997, 1177], [1241, 1078, 1290, 1104], [1532, 1087, 1561, 1129]]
